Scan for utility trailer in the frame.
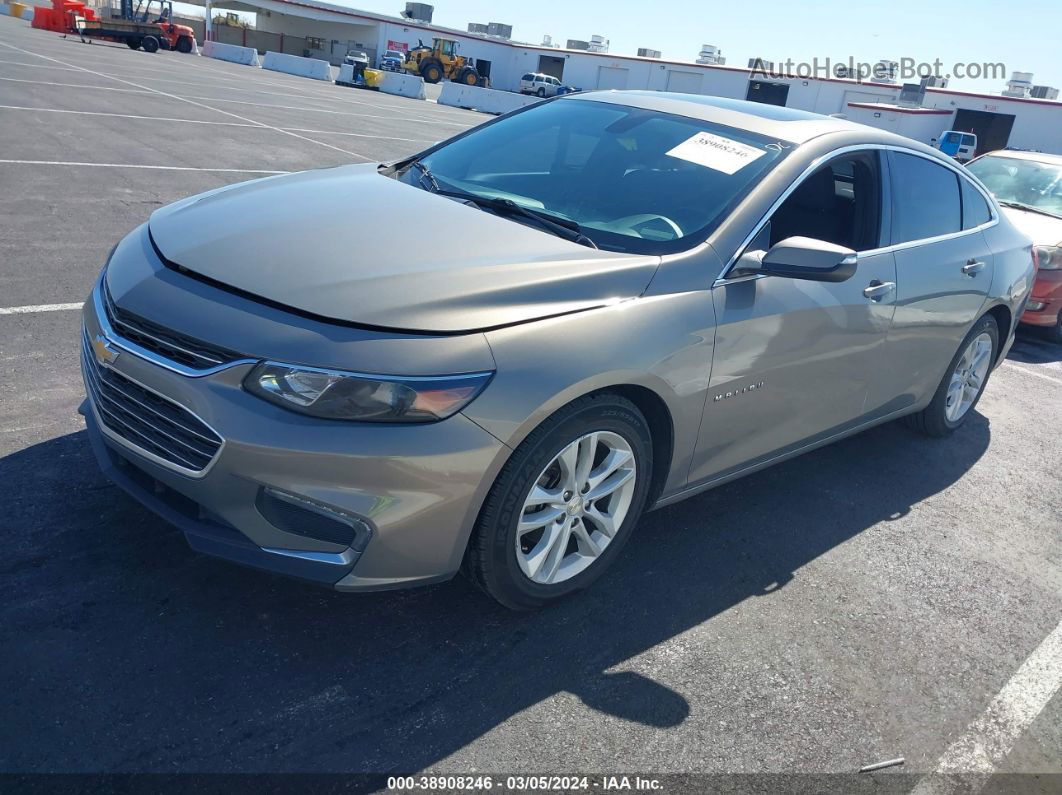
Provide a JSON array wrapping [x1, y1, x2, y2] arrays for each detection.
[[75, 0, 196, 53]]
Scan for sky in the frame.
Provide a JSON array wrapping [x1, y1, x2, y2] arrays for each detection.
[[290, 0, 1062, 94]]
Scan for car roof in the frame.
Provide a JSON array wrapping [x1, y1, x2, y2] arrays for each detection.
[[564, 90, 909, 146], [978, 149, 1062, 165]]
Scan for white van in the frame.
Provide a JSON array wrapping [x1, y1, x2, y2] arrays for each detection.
[[938, 131, 978, 163], [519, 73, 562, 97]]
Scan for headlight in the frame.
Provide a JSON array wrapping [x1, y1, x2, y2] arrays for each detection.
[[244, 362, 493, 422], [1034, 245, 1062, 270]]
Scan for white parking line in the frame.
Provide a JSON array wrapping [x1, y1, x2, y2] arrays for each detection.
[[0, 40, 375, 161], [0, 105, 440, 143], [177, 93, 473, 127], [0, 159, 287, 174], [1002, 361, 1062, 386], [0, 76, 152, 94], [910, 619, 1062, 794], [0, 303, 83, 315]]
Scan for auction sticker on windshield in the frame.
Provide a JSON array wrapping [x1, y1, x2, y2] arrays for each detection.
[[666, 131, 767, 174]]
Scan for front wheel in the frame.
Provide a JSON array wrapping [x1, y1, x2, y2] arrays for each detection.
[[905, 314, 998, 437], [141, 35, 160, 53], [466, 394, 653, 610], [175, 36, 193, 53]]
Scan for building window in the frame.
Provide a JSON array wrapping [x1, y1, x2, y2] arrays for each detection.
[[306, 36, 325, 50]]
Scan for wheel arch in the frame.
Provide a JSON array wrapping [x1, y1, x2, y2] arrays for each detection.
[[982, 302, 1012, 363]]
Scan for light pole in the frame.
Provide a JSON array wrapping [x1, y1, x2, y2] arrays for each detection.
[[204, 0, 212, 42]]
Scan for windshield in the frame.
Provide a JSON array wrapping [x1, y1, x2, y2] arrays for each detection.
[[967, 154, 1062, 218], [406, 98, 791, 254]]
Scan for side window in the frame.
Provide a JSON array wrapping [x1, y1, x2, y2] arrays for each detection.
[[767, 151, 882, 251], [962, 135, 976, 147], [890, 152, 962, 242], [943, 132, 962, 144], [960, 178, 992, 229]]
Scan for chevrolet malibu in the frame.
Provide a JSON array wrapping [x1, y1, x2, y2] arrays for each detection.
[[81, 93, 1034, 609]]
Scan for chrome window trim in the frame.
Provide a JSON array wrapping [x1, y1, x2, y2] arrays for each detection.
[[82, 326, 226, 479], [94, 276, 256, 378], [714, 143, 1000, 286]]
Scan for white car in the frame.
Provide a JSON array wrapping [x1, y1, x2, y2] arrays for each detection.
[[520, 72, 562, 98]]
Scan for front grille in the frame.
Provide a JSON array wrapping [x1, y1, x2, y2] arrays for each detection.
[[102, 282, 237, 371], [82, 330, 223, 473]]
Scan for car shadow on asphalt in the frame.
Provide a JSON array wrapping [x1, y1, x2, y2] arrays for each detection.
[[0, 413, 991, 772], [1008, 327, 1062, 364]]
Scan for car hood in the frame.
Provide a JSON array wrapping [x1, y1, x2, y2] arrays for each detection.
[[998, 205, 1062, 247], [148, 164, 658, 333]]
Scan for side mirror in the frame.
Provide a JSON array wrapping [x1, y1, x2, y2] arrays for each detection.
[[740, 236, 858, 283]]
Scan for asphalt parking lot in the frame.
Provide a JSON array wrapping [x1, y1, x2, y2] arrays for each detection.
[[1, 14, 1060, 790]]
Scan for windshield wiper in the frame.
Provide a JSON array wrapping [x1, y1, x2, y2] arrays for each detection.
[[436, 190, 598, 248], [998, 200, 1062, 219], [411, 160, 439, 193]]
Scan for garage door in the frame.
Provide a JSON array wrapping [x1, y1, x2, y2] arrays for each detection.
[[666, 70, 702, 94], [597, 66, 629, 90]]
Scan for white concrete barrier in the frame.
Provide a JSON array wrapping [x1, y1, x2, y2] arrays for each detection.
[[202, 40, 260, 67], [438, 83, 542, 115], [377, 71, 426, 100], [0, 5, 10, 17], [262, 51, 331, 81]]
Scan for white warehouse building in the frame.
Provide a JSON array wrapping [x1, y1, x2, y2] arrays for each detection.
[[198, 0, 1062, 154]]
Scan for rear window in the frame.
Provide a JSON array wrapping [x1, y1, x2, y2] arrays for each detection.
[[410, 98, 791, 254], [961, 134, 976, 147], [943, 132, 962, 144]]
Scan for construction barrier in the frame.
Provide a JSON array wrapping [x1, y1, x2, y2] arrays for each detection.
[[202, 39, 260, 67], [378, 71, 426, 100], [0, 5, 11, 16], [261, 51, 331, 81], [438, 83, 542, 115], [8, 1, 27, 17]]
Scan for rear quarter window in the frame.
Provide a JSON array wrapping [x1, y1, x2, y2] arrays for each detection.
[[890, 152, 962, 243], [960, 178, 993, 229]]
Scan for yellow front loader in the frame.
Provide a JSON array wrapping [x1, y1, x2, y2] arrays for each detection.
[[402, 38, 480, 85]]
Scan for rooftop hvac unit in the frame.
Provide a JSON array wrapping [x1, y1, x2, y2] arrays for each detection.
[[1005, 71, 1033, 97], [486, 22, 512, 39], [401, 2, 433, 22], [1030, 85, 1059, 100], [566, 39, 590, 50], [638, 48, 661, 58]]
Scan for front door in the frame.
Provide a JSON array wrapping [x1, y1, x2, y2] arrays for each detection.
[[689, 150, 897, 484]]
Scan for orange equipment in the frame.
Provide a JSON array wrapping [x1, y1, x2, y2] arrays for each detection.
[[32, 0, 99, 34]]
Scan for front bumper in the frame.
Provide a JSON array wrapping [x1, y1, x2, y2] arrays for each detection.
[[80, 278, 506, 591]]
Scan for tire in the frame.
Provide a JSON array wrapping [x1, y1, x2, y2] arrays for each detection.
[[536, 87, 546, 98], [460, 68, 478, 86], [421, 60, 442, 83], [905, 314, 999, 438], [466, 393, 654, 610], [141, 35, 159, 53], [126, 39, 140, 50], [175, 36, 192, 54]]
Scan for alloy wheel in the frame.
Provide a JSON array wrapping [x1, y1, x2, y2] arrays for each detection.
[[515, 431, 637, 585], [945, 331, 993, 422]]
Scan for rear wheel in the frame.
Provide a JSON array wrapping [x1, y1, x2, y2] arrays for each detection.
[[141, 35, 160, 53], [905, 314, 998, 437], [536, 87, 546, 98], [420, 60, 442, 83], [466, 394, 653, 610], [175, 35, 193, 53], [125, 38, 140, 50], [1046, 313, 1062, 345]]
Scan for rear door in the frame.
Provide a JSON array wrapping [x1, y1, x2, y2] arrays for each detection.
[[877, 150, 994, 410], [689, 149, 898, 484]]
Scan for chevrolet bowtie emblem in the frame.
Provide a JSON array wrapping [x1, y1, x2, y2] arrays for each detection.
[[92, 334, 120, 366]]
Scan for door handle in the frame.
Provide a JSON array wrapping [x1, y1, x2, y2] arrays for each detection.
[[962, 259, 986, 276], [863, 280, 896, 301]]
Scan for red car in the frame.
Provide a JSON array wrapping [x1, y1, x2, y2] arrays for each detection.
[[967, 150, 1062, 343]]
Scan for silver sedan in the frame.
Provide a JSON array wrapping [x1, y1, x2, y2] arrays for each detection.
[[81, 92, 1035, 608]]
